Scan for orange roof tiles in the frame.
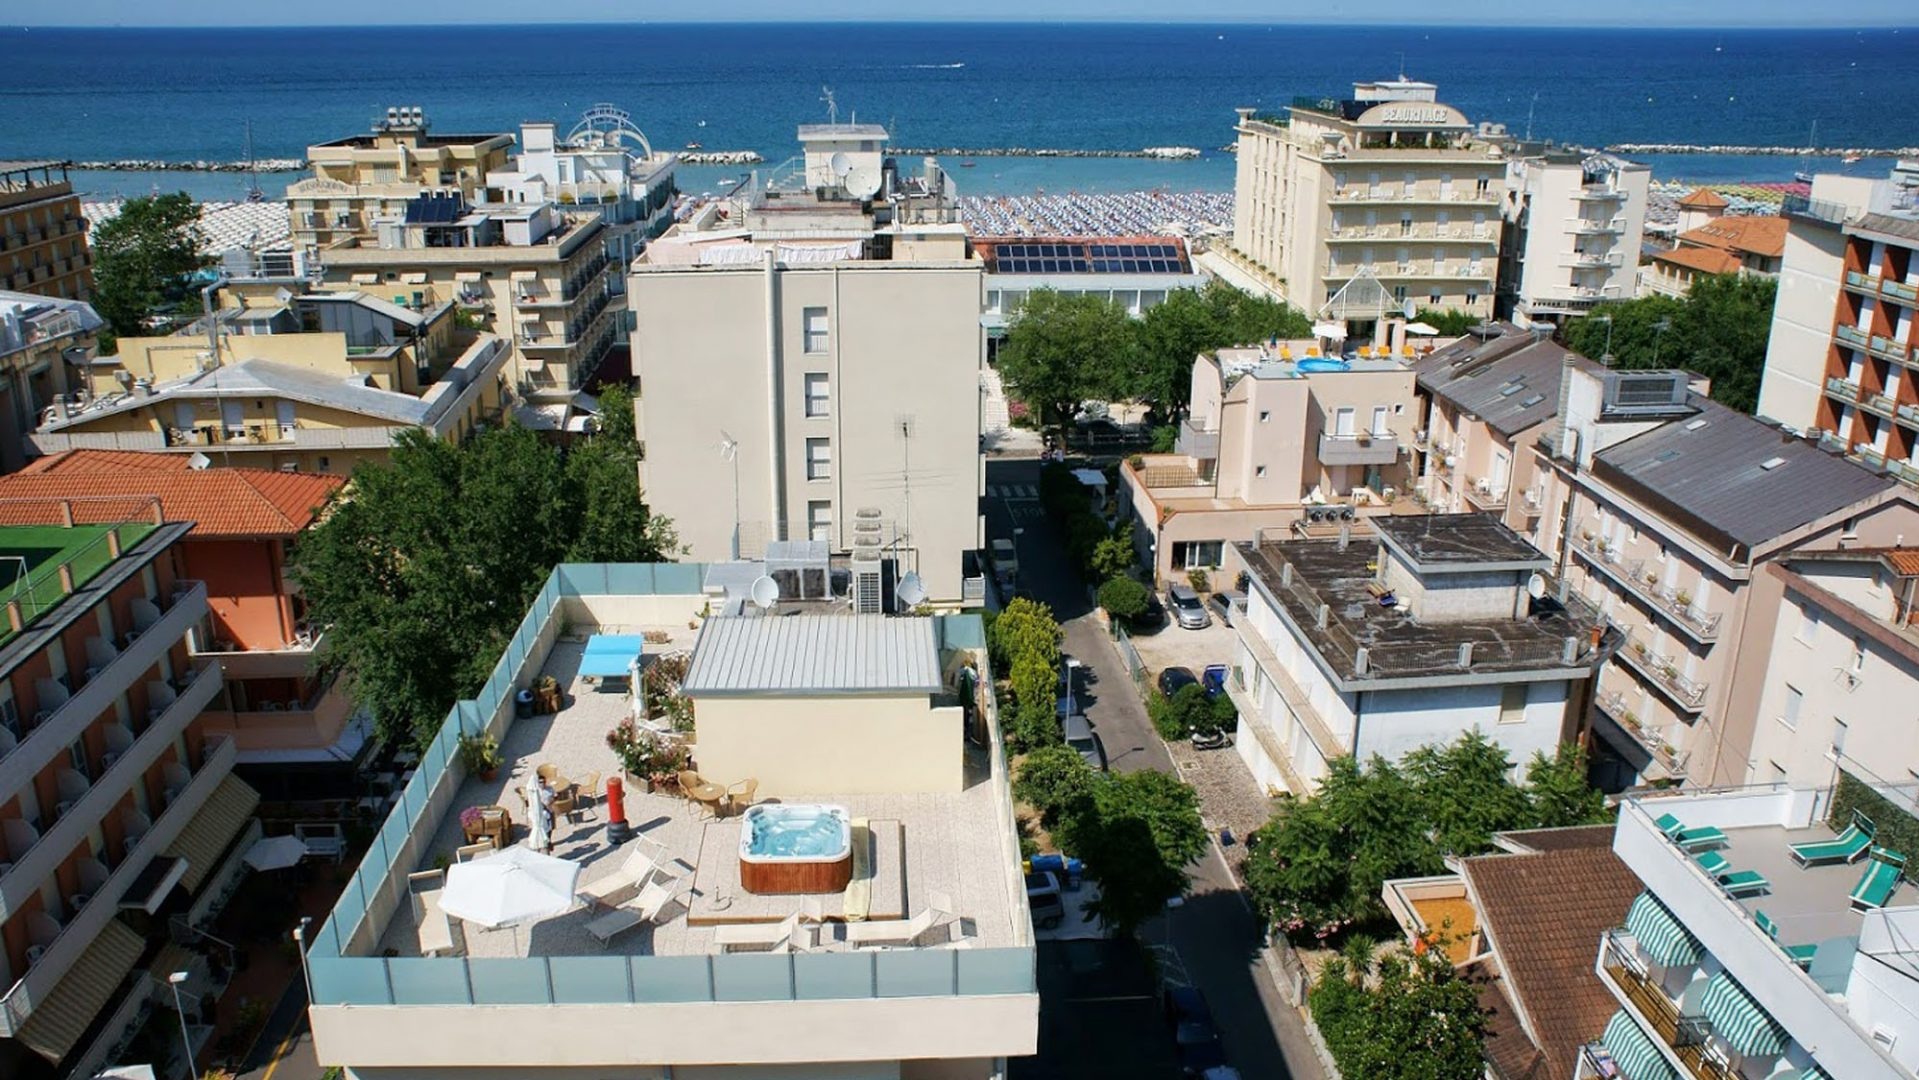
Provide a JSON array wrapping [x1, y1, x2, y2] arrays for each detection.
[[1654, 245, 1744, 277], [1677, 187, 1730, 209], [1681, 215, 1788, 259], [1889, 550, 1919, 577], [0, 451, 343, 538]]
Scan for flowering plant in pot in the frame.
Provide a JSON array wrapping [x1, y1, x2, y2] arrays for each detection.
[[606, 719, 689, 792]]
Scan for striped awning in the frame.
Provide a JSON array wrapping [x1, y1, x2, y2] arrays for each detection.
[[162, 775, 260, 893], [1701, 971, 1789, 1058], [1626, 891, 1704, 968], [1602, 1009, 1677, 1080], [16, 919, 145, 1062], [1801, 1067, 1833, 1080]]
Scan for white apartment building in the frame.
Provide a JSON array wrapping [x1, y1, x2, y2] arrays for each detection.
[[1225, 514, 1613, 797], [1229, 79, 1506, 329], [302, 563, 1036, 1079], [630, 126, 985, 607], [1590, 783, 1919, 1079], [1498, 151, 1649, 327]]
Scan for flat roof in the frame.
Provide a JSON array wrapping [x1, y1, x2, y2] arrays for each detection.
[[683, 614, 943, 696], [1373, 514, 1552, 571], [1236, 537, 1605, 686], [796, 123, 889, 140]]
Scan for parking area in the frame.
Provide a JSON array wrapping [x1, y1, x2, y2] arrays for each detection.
[[1129, 613, 1239, 683]]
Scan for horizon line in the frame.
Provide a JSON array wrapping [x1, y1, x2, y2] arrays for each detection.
[[7, 18, 1918, 30]]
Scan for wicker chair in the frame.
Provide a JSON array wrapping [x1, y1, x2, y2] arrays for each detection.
[[724, 778, 759, 818]]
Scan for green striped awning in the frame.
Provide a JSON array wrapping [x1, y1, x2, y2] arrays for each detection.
[[1701, 971, 1789, 1058], [1626, 891, 1704, 968], [1801, 1067, 1833, 1080], [1602, 1010, 1678, 1080]]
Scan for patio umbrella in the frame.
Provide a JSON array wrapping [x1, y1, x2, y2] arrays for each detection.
[[438, 846, 580, 948], [1405, 321, 1441, 335], [243, 835, 308, 872]]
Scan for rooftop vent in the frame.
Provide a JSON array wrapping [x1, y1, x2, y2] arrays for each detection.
[[1601, 371, 1689, 415], [1760, 456, 1787, 471]]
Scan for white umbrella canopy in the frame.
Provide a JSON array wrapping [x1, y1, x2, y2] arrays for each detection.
[[439, 845, 580, 930], [1405, 321, 1442, 335], [243, 834, 308, 872]]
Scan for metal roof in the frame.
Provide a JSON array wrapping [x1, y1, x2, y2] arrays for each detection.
[[1591, 396, 1894, 555], [682, 614, 942, 696], [1414, 326, 1596, 438]]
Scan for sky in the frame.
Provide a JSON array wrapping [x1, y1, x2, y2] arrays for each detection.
[[5, 0, 1916, 28]]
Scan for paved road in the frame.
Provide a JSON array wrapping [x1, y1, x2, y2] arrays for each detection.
[[986, 456, 1323, 1080]]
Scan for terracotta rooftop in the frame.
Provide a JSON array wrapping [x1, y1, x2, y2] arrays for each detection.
[[1653, 244, 1744, 277], [1679, 214, 1788, 258], [1676, 187, 1729, 209], [0, 451, 343, 538], [1461, 843, 1641, 1080]]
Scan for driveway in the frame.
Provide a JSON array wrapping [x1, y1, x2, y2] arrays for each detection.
[[986, 458, 1323, 1080]]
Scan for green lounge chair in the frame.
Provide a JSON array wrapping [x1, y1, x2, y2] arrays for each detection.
[[1851, 848, 1907, 911], [1695, 849, 1732, 877], [1654, 812, 1727, 850], [1789, 812, 1875, 866], [1718, 870, 1770, 897], [1755, 910, 1818, 968]]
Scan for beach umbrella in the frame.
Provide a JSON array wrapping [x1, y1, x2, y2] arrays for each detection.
[[438, 846, 580, 948], [1405, 322, 1441, 336], [243, 834, 309, 872]]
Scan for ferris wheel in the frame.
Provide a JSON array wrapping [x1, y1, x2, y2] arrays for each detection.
[[566, 103, 656, 162]]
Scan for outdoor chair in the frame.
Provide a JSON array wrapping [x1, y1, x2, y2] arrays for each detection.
[[724, 778, 759, 818], [1655, 813, 1727, 851], [455, 843, 494, 863], [678, 769, 726, 819], [714, 912, 807, 953], [578, 840, 670, 907], [536, 763, 562, 784], [573, 771, 602, 821], [586, 879, 686, 946], [1694, 850, 1769, 897], [1755, 910, 1818, 969], [845, 891, 955, 948], [1789, 811, 1875, 867], [408, 869, 456, 957], [1851, 848, 1907, 911]]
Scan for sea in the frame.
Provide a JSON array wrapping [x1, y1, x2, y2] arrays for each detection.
[[1, 21, 1915, 201]]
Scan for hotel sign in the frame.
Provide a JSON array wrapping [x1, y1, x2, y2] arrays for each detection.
[[1356, 102, 1471, 129]]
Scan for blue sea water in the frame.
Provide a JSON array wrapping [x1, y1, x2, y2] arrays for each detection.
[[1, 22, 1913, 199]]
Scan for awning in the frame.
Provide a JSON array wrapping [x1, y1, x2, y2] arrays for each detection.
[[162, 775, 261, 893], [402, 271, 428, 285], [1626, 891, 1704, 968], [580, 633, 645, 678], [16, 919, 144, 1063], [349, 272, 379, 285], [454, 270, 483, 283], [1801, 1065, 1833, 1079], [509, 269, 538, 281], [1601, 1009, 1676, 1080], [1701, 971, 1789, 1058]]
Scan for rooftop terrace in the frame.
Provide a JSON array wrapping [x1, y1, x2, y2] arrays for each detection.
[[0, 519, 155, 644]]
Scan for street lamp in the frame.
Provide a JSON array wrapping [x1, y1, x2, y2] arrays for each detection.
[[293, 916, 314, 1005], [1651, 318, 1673, 367], [1595, 314, 1615, 365], [166, 971, 194, 1079]]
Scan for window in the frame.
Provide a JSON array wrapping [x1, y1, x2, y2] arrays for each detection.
[[1255, 465, 1267, 478], [802, 307, 829, 354], [1392, 286, 1408, 303], [1371, 406, 1390, 436], [1781, 684, 1803, 730], [1797, 606, 1820, 643], [804, 373, 830, 418], [1498, 684, 1527, 724], [1333, 407, 1355, 437], [1851, 638, 1867, 674], [1258, 410, 1271, 423], [807, 501, 833, 543], [1172, 540, 1224, 569], [1843, 515, 1860, 540], [1833, 717, 1849, 758], [1465, 291, 1480, 305], [805, 438, 832, 481]]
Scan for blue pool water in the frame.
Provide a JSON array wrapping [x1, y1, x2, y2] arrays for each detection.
[[745, 807, 847, 859]]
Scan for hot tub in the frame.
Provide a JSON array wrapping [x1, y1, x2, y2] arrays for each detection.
[[738, 804, 853, 895]]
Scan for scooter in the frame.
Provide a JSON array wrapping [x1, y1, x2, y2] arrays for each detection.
[[1191, 729, 1234, 751]]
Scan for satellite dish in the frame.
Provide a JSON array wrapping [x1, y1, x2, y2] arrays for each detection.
[[1402, 299, 1417, 319], [896, 572, 927, 609], [845, 165, 882, 199], [187, 452, 212, 471], [1527, 573, 1547, 599], [750, 575, 780, 609], [829, 151, 853, 179]]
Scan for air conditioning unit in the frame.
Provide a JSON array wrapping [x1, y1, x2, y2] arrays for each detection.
[[1475, 477, 1493, 495], [1338, 505, 1357, 522]]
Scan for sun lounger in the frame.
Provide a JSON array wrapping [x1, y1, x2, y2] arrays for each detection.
[[1789, 812, 1875, 866], [1755, 911, 1818, 969], [409, 869, 456, 957], [578, 841, 667, 907], [1694, 850, 1732, 877], [845, 891, 954, 948], [1717, 871, 1771, 897], [1654, 812, 1726, 851], [714, 912, 806, 953], [1851, 848, 1907, 911], [586, 879, 683, 946]]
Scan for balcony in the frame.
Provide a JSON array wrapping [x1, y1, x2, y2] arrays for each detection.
[[1836, 325, 1870, 350], [1176, 419, 1219, 460], [1225, 664, 1311, 797], [1845, 270, 1883, 297], [1461, 475, 1507, 510], [192, 628, 324, 680], [1869, 335, 1911, 364], [1231, 619, 1347, 766], [1563, 251, 1625, 269], [0, 662, 223, 920], [1616, 632, 1709, 713], [0, 735, 235, 1038], [1570, 218, 1626, 236], [1576, 185, 1629, 202], [1595, 687, 1686, 777], [0, 581, 208, 800], [1318, 432, 1400, 466], [1598, 929, 1738, 1080], [1885, 278, 1918, 304], [1782, 194, 1848, 226], [1567, 533, 1722, 643]]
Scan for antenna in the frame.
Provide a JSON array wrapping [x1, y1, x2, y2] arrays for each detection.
[[820, 86, 839, 126], [846, 165, 882, 200], [829, 151, 853, 180], [1527, 573, 1547, 600], [719, 430, 742, 560]]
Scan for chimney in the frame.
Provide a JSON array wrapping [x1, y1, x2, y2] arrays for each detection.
[[1316, 604, 1330, 630], [1554, 350, 1577, 462], [1354, 647, 1370, 676], [1562, 636, 1578, 663], [1457, 642, 1474, 669]]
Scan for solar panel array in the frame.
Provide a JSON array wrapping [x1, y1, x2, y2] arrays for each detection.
[[406, 192, 467, 225], [991, 240, 1186, 274]]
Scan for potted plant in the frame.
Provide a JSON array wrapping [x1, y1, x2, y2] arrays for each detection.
[[459, 805, 487, 843], [457, 732, 502, 782], [1675, 590, 1693, 608], [607, 719, 687, 792]]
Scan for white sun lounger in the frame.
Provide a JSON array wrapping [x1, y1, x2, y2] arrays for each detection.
[[713, 912, 806, 953], [586, 879, 684, 946], [578, 840, 668, 907], [845, 891, 953, 948]]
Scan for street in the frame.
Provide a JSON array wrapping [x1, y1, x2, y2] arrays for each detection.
[[985, 457, 1324, 1080]]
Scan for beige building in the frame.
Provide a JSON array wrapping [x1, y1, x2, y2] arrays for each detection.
[[286, 108, 513, 251], [1120, 342, 1420, 587], [0, 162, 92, 303], [1497, 151, 1649, 326], [1641, 206, 1788, 300], [1230, 80, 1505, 328], [0, 291, 101, 473], [1526, 363, 1919, 789], [631, 126, 985, 607]]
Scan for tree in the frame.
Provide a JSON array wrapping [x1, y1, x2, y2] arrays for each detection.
[[564, 438, 677, 563], [1089, 534, 1135, 582], [1014, 744, 1096, 830], [989, 596, 1062, 673], [1067, 770, 1208, 936], [1135, 282, 1312, 416], [1007, 653, 1061, 753], [1413, 307, 1480, 336], [1525, 742, 1613, 828], [996, 289, 1141, 434], [1096, 576, 1149, 622], [1310, 943, 1486, 1080], [90, 193, 208, 338], [1562, 273, 1776, 414], [595, 382, 637, 446], [1404, 731, 1530, 856]]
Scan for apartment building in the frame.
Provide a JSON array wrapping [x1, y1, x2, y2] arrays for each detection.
[[286, 108, 513, 252], [1498, 151, 1650, 326], [1225, 515, 1613, 797], [1589, 782, 1919, 1079], [28, 280, 510, 475], [302, 563, 1036, 1078], [1414, 323, 1600, 533], [0, 452, 351, 783], [485, 109, 679, 283], [0, 292, 101, 474], [974, 235, 1201, 357], [1529, 363, 1919, 790], [0, 163, 92, 303], [1229, 79, 1506, 327], [0, 505, 256, 1080], [1642, 211, 1787, 299], [630, 125, 985, 606], [1119, 343, 1420, 588]]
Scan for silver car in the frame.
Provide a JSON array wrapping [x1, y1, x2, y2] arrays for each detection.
[[1168, 583, 1211, 630]]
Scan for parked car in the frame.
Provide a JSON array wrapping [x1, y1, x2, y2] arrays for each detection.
[[1163, 985, 1230, 1076], [1026, 870, 1065, 930], [1062, 712, 1108, 771], [1157, 666, 1198, 699], [1207, 590, 1245, 626], [1167, 583, 1211, 630], [1200, 664, 1229, 698]]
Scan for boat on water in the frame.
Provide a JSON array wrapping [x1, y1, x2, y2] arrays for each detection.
[[1794, 172, 1815, 184], [959, 160, 977, 168], [1844, 154, 1864, 165]]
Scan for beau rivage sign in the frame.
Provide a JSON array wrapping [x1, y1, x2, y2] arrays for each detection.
[[1356, 102, 1471, 128]]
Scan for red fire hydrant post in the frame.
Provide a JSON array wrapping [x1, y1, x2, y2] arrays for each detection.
[[605, 773, 631, 843]]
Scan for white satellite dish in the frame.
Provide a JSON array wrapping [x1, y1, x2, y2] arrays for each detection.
[[845, 165, 882, 199], [829, 151, 853, 179], [749, 575, 780, 609], [896, 572, 927, 609], [187, 452, 212, 471], [1527, 572, 1547, 599], [1402, 299, 1417, 319]]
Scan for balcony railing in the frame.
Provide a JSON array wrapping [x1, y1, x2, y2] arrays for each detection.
[[1599, 929, 1738, 1080], [1225, 664, 1311, 796], [1782, 193, 1848, 226], [1595, 688, 1686, 774], [1318, 432, 1400, 466], [1461, 475, 1507, 509], [1835, 325, 1870, 349], [1616, 632, 1709, 712], [1568, 532, 1721, 642], [1233, 620, 1347, 764], [1176, 419, 1219, 460], [1870, 335, 1911, 363]]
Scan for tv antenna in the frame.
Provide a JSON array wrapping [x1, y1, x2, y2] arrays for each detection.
[[820, 86, 839, 126], [719, 430, 742, 560]]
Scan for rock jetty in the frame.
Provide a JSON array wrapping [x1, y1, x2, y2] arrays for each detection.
[[1606, 143, 1919, 158], [894, 146, 1202, 160], [678, 150, 764, 165], [74, 158, 305, 173]]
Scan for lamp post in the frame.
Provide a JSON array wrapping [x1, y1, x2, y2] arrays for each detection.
[[167, 970, 194, 1080], [293, 916, 313, 1005], [1651, 318, 1672, 367], [1595, 314, 1615, 365]]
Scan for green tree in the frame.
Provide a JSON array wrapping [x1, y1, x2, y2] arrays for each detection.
[[565, 438, 678, 562], [1135, 282, 1312, 416], [1563, 273, 1775, 414], [1210, 280, 1313, 345], [989, 596, 1062, 672], [996, 289, 1141, 435], [1007, 653, 1061, 753], [595, 382, 638, 446], [1310, 944, 1486, 1080], [90, 192, 208, 337], [1090, 534, 1135, 582], [1096, 576, 1149, 622], [1412, 307, 1481, 336], [1525, 742, 1613, 828], [1014, 744, 1097, 830], [1068, 770, 1208, 935], [1404, 731, 1530, 856]]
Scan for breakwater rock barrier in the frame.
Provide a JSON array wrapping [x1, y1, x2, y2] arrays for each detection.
[[894, 146, 1203, 160], [75, 158, 307, 173], [1606, 143, 1919, 158]]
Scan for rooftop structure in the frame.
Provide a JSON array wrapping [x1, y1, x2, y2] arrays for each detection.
[[0, 161, 92, 303], [1498, 151, 1651, 325], [1643, 213, 1787, 298], [483, 109, 679, 272], [975, 236, 1204, 349], [304, 565, 1035, 1076], [0, 291, 104, 474], [683, 614, 942, 696]]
